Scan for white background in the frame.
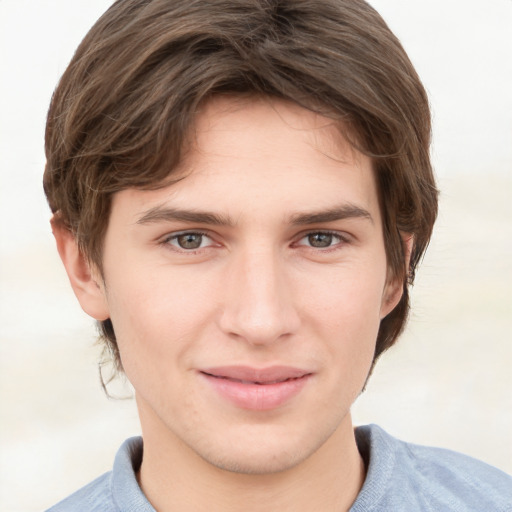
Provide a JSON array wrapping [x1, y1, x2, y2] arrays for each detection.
[[1, 1, 511, 510]]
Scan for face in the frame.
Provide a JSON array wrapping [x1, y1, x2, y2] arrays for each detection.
[[87, 97, 401, 474]]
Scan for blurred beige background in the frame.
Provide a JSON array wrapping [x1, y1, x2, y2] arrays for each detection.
[[1, 1, 511, 511]]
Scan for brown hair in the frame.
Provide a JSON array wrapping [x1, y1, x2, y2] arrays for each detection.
[[44, 0, 438, 373]]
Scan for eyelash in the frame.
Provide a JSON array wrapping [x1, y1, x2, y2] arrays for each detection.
[[160, 230, 350, 253], [295, 230, 349, 251], [161, 231, 215, 253]]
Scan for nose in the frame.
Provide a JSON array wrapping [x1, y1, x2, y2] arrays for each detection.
[[218, 247, 300, 346]]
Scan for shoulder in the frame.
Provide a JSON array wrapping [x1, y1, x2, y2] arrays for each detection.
[[45, 436, 154, 512], [45, 472, 115, 512], [352, 424, 512, 512]]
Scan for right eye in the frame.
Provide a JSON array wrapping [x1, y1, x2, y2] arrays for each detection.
[[163, 232, 214, 251]]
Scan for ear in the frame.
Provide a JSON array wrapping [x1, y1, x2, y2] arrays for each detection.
[[380, 233, 414, 319], [51, 218, 110, 321]]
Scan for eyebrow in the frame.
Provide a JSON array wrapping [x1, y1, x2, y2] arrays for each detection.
[[290, 204, 373, 225], [136, 203, 373, 227], [136, 206, 235, 226]]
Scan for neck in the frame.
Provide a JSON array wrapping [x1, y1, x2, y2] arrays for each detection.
[[137, 402, 365, 512]]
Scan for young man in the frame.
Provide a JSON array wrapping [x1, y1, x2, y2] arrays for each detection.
[[43, 0, 512, 510]]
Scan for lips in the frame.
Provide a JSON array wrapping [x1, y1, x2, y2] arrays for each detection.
[[202, 365, 309, 383], [199, 366, 312, 410]]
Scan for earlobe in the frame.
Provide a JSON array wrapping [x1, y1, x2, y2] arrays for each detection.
[[380, 233, 414, 319], [380, 278, 403, 319], [51, 218, 110, 321]]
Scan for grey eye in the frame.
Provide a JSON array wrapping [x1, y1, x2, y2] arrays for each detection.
[[307, 233, 333, 248], [176, 233, 204, 249]]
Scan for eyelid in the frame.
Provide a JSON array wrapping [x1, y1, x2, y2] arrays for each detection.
[[161, 230, 217, 251], [293, 230, 350, 248], [158, 228, 351, 252]]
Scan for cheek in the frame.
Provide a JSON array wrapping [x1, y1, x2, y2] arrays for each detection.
[[301, 262, 387, 329], [104, 267, 216, 374], [299, 264, 386, 376]]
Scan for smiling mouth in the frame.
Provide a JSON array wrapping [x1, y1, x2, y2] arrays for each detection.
[[199, 366, 312, 410], [201, 372, 307, 386]]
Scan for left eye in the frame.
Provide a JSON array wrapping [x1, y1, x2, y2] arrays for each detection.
[[297, 232, 343, 248], [166, 232, 213, 250]]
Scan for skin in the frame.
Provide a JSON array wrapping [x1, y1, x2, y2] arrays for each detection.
[[54, 96, 405, 511]]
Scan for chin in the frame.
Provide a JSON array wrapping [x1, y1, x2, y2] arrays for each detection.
[[191, 422, 336, 476], [200, 444, 306, 475]]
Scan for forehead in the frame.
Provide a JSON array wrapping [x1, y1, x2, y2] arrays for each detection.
[[111, 96, 379, 223], [185, 95, 366, 181]]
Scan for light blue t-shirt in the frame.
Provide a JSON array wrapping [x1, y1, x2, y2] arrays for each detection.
[[46, 424, 512, 511]]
